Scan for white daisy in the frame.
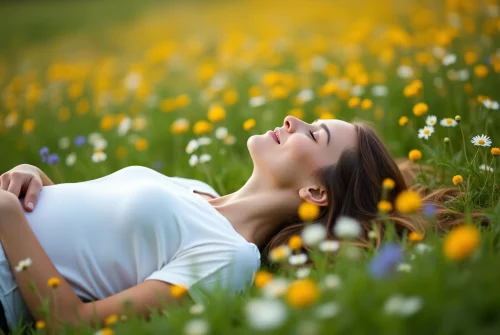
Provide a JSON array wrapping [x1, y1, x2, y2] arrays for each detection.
[[315, 302, 340, 319], [297, 88, 314, 103], [199, 154, 211, 164], [215, 127, 228, 140], [319, 240, 340, 252], [479, 164, 494, 173], [262, 278, 290, 298], [189, 154, 199, 167], [301, 223, 327, 246], [189, 304, 205, 315], [93, 138, 108, 151], [197, 137, 212, 146], [397, 263, 412, 272], [425, 115, 437, 126], [397, 65, 414, 79], [66, 152, 77, 167], [418, 126, 435, 140], [471, 134, 492, 147], [15, 258, 33, 272], [184, 318, 209, 335], [186, 139, 199, 154], [289, 253, 308, 266], [224, 135, 236, 145], [117, 117, 132, 136], [249, 96, 266, 107], [58, 137, 71, 150], [321, 274, 342, 290], [333, 216, 361, 239], [296, 267, 311, 278], [124, 72, 142, 90], [91, 151, 107, 163], [483, 99, 499, 110], [440, 118, 457, 127], [245, 299, 288, 330], [415, 243, 433, 254], [371, 85, 388, 97], [442, 53, 457, 66], [384, 295, 423, 317]]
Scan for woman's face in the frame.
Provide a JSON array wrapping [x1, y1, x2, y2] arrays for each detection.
[[247, 116, 358, 188]]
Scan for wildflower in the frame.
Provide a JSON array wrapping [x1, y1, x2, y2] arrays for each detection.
[[347, 97, 360, 108], [425, 115, 437, 126], [170, 118, 190, 135], [104, 314, 118, 326], [471, 134, 492, 147], [207, 104, 226, 122], [442, 54, 457, 66], [186, 139, 199, 154], [189, 155, 199, 167], [378, 200, 393, 212], [215, 127, 228, 140], [74, 135, 86, 147], [289, 254, 308, 266], [297, 89, 314, 103], [135, 138, 148, 151], [483, 99, 499, 110], [298, 202, 320, 221], [319, 240, 340, 252], [262, 278, 290, 298], [94, 327, 114, 335], [100, 115, 114, 131], [170, 284, 188, 298], [93, 138, 108, 151], [415, 243, 433, 254], [452, 175, 463, 185], [189, 304, 205, 315], [193, 121, 213, 135], [184, 319, 209, 335], [440, 118, 457, 127], [408, 232, 424, 242], [269, 245, 292, 262], [15, 258, 32, 272], [372, 85, 388, 97], [368, 230, 378, 240], [301, 224, 326, 246], [223, 90, 239, 105], [296, 267, 311, 278], [321, 274, 342, 290], [384, 295, 423, 316], [288, 108, 304, 119], [382, 178, 395, 190], [199, 154, 211, 164], [288, 235, 303, 251], [254, 270, 273, 288], [443, 225, 480, 261], [368, 243, 403, 279], [245, 299, 287, 330], [424, 204, 436, 217], [249, 96, 266, 107], [297, 321, 318, 335], [397, 263, 412, 272], [395, 190, 422, 213], [315, 302, 340, 319], [40, 147, 49, 163], [454, 115, 461, 123], [23, 119, 36, 133], [243, 118, 256, 131], [360, 99, 373, 110], [35, 320, 46, 329], [286, 279, 319, 308], [48, 154, 59, 165], [444, 137, 450, 143], [412, 102, 428, 116], [91, 151, 107, 163], [479, 164, 494, 173], [408, 149, 422, 162], [474, 64, 488, 78], [224, 135, 236, 145], [491, 148, 500, 156], [334, 216, 361, 239], [47, 277, 61, 288], [398, 116, 409, 126], [418, 126, 434, 140]]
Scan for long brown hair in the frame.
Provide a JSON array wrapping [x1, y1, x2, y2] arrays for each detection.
[[262, 121, 485, 258]]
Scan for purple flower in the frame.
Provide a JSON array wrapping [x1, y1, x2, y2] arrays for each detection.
[[40, 147, 49, 163], [74, 136, 86, 147], [153, 160, 163, 170], [369, 243, 403, 279], [424, 204, 436, 217], [47, 153, 59, 165]]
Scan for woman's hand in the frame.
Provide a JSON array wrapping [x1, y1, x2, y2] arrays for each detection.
[[0, 164, 50, 212]]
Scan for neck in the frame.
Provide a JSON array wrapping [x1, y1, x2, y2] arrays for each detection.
[[208, 171, 300, 250]]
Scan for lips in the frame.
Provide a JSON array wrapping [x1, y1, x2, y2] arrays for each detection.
[[268, 130, 280, 144]]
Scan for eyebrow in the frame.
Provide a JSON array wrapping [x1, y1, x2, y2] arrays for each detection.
[[313, 119, 331, 145]]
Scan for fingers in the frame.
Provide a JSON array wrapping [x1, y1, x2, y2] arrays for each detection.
[[0, 174, 9, 191], [5, 172, 25, 198], [23, 178, 42, 212]]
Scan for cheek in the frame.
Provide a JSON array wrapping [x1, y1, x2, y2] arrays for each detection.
[[281, 137, 317, 168]]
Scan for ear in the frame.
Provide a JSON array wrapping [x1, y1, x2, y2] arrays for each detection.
[[298, 184, 328, 207]]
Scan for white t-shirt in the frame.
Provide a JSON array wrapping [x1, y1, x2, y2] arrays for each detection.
[[15, 165, 260, 303]]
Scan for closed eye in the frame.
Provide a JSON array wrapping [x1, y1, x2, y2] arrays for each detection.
[[309, 130, 317, 142]]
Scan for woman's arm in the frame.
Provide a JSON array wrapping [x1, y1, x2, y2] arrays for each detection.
[[0, 190, 184, 332]]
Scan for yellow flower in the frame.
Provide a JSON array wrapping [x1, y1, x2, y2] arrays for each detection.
[[491, 147, 500, 156], [193, 120, 213, 135], [254, 270, 273, 288], [452, 175, 463, 185], [115, 146, 128, 159], [412, 102, 428, 116], [68, 81, 84, 99], [319, 111, 334, 120], [160, 98, 177, 112], [298, 202, 320, 221], [408, 149, 422, 162], [58, 107, 70, 122], [269, 245, 291, 262], [223, 90, 239, 105], [170, 284, 188, 298], [398, 116, 409, 126], [36, 320, 46, 329], [208, 104, 226, 122], [104, 314, 119, 326], [23, 119, 36, 133], [443, 225, 480, 261], [175, 94, 190, 108], [464, 51, 477, 65], [248, 85, 262, 97], [289, 108, 304, 119], [286, 279, 319, 308], [243, 118, 256, 131], [395, 190, 422, 214], [408, 231, 424, 242], [76, 99, 90, 115], [382, 178, 395, 190], [171, 118, 190, 135], [135, 138, 148, 151], [377, 200, 393, 212], [360, 99, 373, 110], [347, 97, 360, 108], [96, 328, 114, 335], [100, 115, 114, 131], [288, 235, 303, 251], [270, 86, 288, 99], [474, 64, 488, 78], [47, 277, 61, 288]]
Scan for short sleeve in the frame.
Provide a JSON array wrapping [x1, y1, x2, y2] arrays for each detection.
[[144, 243, 261, 304], [169, 177, 220, 198]]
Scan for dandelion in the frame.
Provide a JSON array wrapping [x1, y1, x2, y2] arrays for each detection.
[[289, 254, 308, 266], [47, 277, 61, 288], [425, 115, 437, 126], [440, 118, 457, 127], [207, 104, 226, 122], [368, 243, 403, 279], [301, 224, 327, 246], [298, 202, 320, 221], [398, 116, 409, 126], [199, 154, 211, 164], [483, 99, 499, 110], [15, 258, 32, 272], [384, 295, 423, 316], [491, 148, 500, 156], [288, 235, 303, 251], [296, 267, 311, 278], [243, 118, 256, 131], [418, 126, 434, 140], [443, 225, 480, 261], [189, 154, 199, 167], [92, 151, 107, 163], [474, 64, 488, 78], [395, 190, 422, 213], [408, 232, 424, 242], [189, 304, 205, 315], [254, 270, 273, 288], [104, 314, 118, 326], [135, 138, 148, 151], [315, 302, 340, 319], [334, 216, 361, 239], [412, 102, 428, 116], [408, 149, 422, 162], [193, 121, 213, 135], [347, 97, 360, 108], [186, 139, 199, 154], [35, 320, 46, 329], [269, 245, 292, 262], [378, 200, 393, 212], [215, 127, 228, 140], [94, 327, 114, 335], [170, 284, 188, 298], [286, 279, 319, 308], [360, 99, 373, 110], [245, 299, 287, 330], [184, 319, 209, 335], [23, 119, 36, 133], [471, 134, 492, 147], [452, 175, 463, 185], [319, 240, 340, 252], [382, 178, 395, 189]]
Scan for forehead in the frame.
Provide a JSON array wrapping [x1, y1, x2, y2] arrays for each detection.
[[312, 119, 358, 160]]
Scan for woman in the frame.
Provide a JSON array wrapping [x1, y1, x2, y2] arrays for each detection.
[[0, 116, 466, 333]]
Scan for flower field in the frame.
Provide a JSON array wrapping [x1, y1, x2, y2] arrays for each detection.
[[1, 0, 500, 334]]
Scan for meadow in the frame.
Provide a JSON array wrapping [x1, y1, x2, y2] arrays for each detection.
[[1, 0, 500, 333]]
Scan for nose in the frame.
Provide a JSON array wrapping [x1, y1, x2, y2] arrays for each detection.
[[283, 115, 300, 133]]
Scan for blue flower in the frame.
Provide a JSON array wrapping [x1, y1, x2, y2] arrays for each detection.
[[47, 154, 59, 165], [369, 243, 403, 279], [40, 147, 49, 163], [424, 204, 436, 217], [74, 136, 86, 147]]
